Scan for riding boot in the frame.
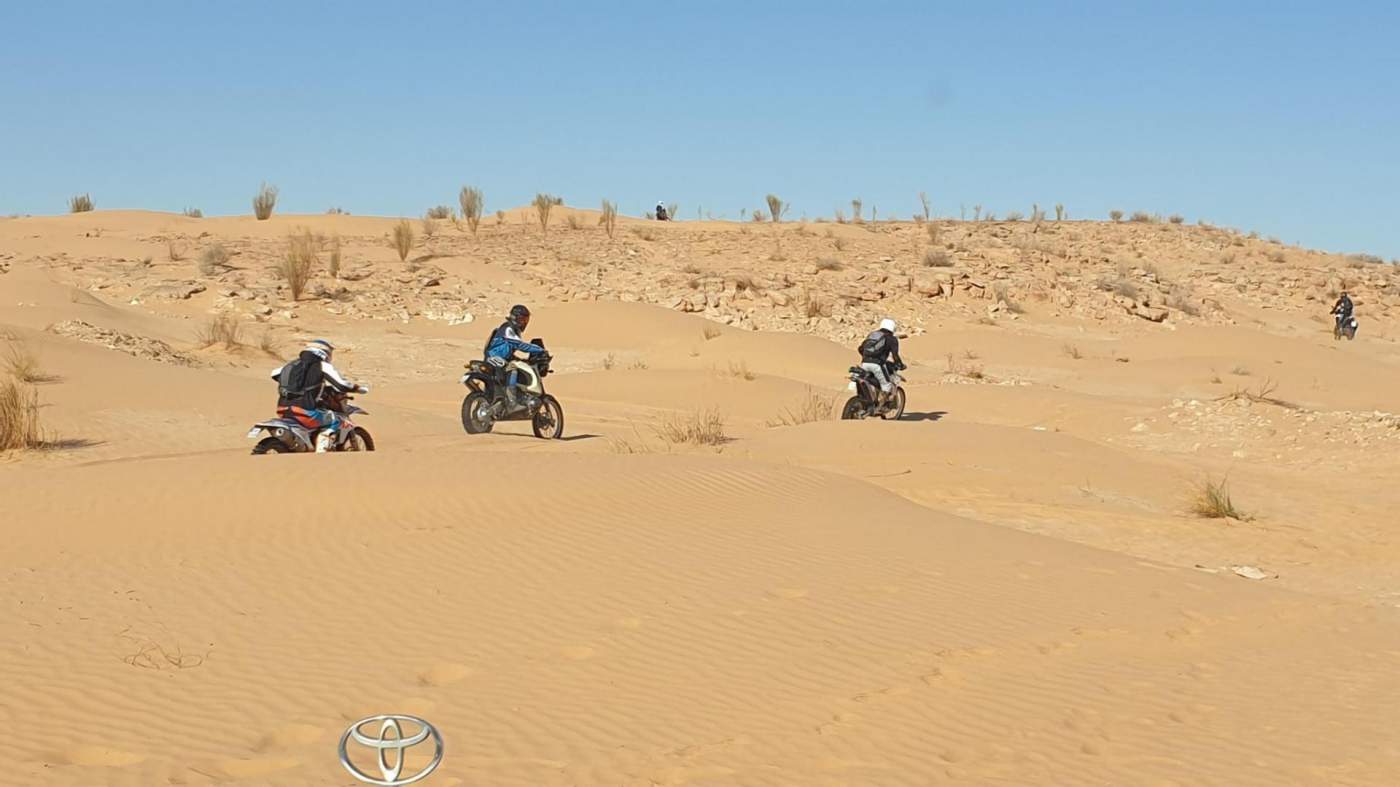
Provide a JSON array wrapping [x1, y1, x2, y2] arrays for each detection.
[[315, 431, 333, 453]]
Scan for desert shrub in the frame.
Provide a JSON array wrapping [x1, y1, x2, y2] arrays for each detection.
[[1190, 477, 1246, 520], [69, 194, 94, 213], [654, 407, 727, 446], [280, 230, 317, 300], [767, 387, 837, 427], [766, 194, 785, 223], [167, 240, 185, 261], [833, 237, 848, 251], [750, 209, 767, 222], [495, 209, 506, 224], [850, 198, 863, 223], [183, 207, 203, 218], [1055, 203, 1065, 221], [1109, 210, 1123, 222], [533, 193, 557, 232], [1062, 343, 1082, 359], [815, 257, 843, 272], [0, 379, 43, 450], [422, 216, 437, 238], [198, 244, 230, 275], [566, 214, 582, 230], [601, 200, 618, 238], [1169, 214, 1185, 224], [726, 360, 756, 381], [426, 205, 452, 220], [993, 283, 1024, 313], [923, 249, 952, 267], [702, 325, 722, 341], [328, 234, 342, 278], [926, 223, 940, 245], [196, 313, 243, 349], [252, 183, 278, 220], [1269, 250, 1287, 263], [326, 207, 349, 215], [668, 203, 680, 222], [1129, 211, 1155, 223], [459, 186, 484, 237], [1006, 210, 1025, 222], [919, 192, 931, 222], [944, 352, 985, 379], [391, 220, 414, 262], [834, 209, 846, 224]]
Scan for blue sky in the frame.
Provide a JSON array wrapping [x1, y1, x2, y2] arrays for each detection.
[[2, 1, 1396, 257]]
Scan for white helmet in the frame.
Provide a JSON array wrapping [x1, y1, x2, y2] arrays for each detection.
[[879, 318, 897, 333], [657, 201, 665, 208], [304, 338, 334, 360]]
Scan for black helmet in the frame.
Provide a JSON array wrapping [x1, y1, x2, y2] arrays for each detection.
[[508, 304, 531, 329]]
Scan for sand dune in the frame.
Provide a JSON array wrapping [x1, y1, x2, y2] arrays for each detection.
[[4, 210, 1400, 784]]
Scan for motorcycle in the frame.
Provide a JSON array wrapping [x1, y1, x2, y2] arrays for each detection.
[[1334, 313, 1358, 341], [841, 363, 906, 420], [247, 389, 375, 454], [460, 338, 565, 439]]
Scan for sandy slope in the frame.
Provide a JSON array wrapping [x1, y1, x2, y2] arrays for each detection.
[[4, 211, 1400, 784]]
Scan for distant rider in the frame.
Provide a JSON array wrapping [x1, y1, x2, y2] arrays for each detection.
[[858, 318, 905, 403], [270, 339, 368, 453], [485, 304, 548, 408], [655, 202, 669, 221], [1331, 291, 1354, 326]]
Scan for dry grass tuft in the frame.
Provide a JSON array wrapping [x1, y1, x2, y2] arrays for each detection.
[[196, 313, 243, 349], [328, 234, 342, 278], [391, 220, 415, 262], [426, 205, 453, 220], [654, 408, 727, 446], [1109, 210, 1123, 222], [601, 200, 618, 239], [421, 216, 438, 238], [280, 230, 317, 300], [566, 214, 582, 231], [726, 360, 756, 381], [1168, 214, 1185, 224], [815, 257, 843, 272], [1062, 343, 1083, 359], [252, 183, 278, 220], [459, 186, 484, 237], [69, 193, 94, 213], [702, 325, 723, 341], [3, 341, 51, 383], [945, 351, 985, 379], [767, 387, 837, 427], [923, 249, 952, 267], [1189, 477, 1246, 520], [183, 207, 203, 218], [199, 243, 230, 276], [0, 379, 44, 450], [167, 240, 186, 261]]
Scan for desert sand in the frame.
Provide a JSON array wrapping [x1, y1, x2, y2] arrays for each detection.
[[3, 207, 1400, 785]]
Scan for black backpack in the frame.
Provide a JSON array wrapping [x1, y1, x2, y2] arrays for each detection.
[[277, 353, 322, 407], [859, 330, 888, 359]]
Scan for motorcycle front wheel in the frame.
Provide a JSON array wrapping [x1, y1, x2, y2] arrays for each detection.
[[462, 391, 495, 434], [341, 427, 376, 451], [532, 395, 565, 439]]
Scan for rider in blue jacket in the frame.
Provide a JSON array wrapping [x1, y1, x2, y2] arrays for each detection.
[[485, 304, 547, 407]]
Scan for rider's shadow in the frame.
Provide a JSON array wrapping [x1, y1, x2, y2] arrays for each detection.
[[898, 411, 947, 422]]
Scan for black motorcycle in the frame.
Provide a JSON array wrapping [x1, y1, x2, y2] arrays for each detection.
[[1334, 312, 1358, 341], [460, 339, 565, 439], [841, 363, 906, 420]]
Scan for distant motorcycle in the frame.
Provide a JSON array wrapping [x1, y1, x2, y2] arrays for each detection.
[[247, 389, 374, 454], [460, 339, 565, 439], [1334, 313, 1358, 340], [841, 363, 906, 420]]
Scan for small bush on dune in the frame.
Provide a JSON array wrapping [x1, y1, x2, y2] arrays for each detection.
[[726, 360, 756, 381], [919, 192, 931, 222], [601, 200, 618, 238], [1109, 210, 1124, 222], [195, 313, 243, 350], [767, 387, 837, 427], [1129, 211, 1156, 223], [566, 214, 582, 230], [923, 249, 952, 267], [459, 186, 484, 237], [69, 194, 94, 213], [421, 216, 437, 238], [766, 194, 786, 223], [0, 379, 44, 451], [252, 183, 278, 220], [1169, 214, 1185, 224], [533, 193, 558, 232], [199, 243, 230, 276], [750, 209, 767, 223], [1055, 203, 1065, 221], [280, 230, 317, 300], [183, 207, 203, 218], [1190, 477, 1246, 520], [702, 325, 722, 341], [1062, 343, 1082, 359], [426, 205, 452, 220], [654, 407, 727, 446], [391, 220, 414, 262], [328, 234, 342, 278], [3, 341, 49, 383], [851, 198, 863, 223]]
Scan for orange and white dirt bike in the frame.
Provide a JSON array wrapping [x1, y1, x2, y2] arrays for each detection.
[[246, 389, 375, 454]]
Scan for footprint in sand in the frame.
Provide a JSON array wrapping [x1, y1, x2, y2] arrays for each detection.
[[254, 722, 323, 752], [54, 745, 146, 767], [768, 588, 809, 600], [419, 662, 473, 686], [560, 645, 595, 660]]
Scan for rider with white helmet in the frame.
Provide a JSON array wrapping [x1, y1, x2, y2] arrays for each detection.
[[858, 318, 906, 402], [269, 339, 369, 452]]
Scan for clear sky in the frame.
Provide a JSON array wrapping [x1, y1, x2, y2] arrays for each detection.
[[3, 1, 1396, 257]]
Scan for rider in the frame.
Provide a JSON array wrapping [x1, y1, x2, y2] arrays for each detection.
[[485, 304, 548, 408], [859, 318, 906, 403], [270, 339, 367, 453], [655, 201, 669, 221], [1331, 290, 1354, 327]]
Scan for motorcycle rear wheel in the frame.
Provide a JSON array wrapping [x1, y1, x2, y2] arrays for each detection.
[[880, 387, 907, 421], [251, 437, 291, 455], [841, 396, 867, 420], [462, 392, 495, 434]]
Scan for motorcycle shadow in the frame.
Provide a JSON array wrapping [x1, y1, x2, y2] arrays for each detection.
[[897, 411, 947, 422]]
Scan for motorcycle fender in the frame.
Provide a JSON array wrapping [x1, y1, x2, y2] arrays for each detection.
[[847, 381, 858, 391], [463, 373, 493, 394]]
